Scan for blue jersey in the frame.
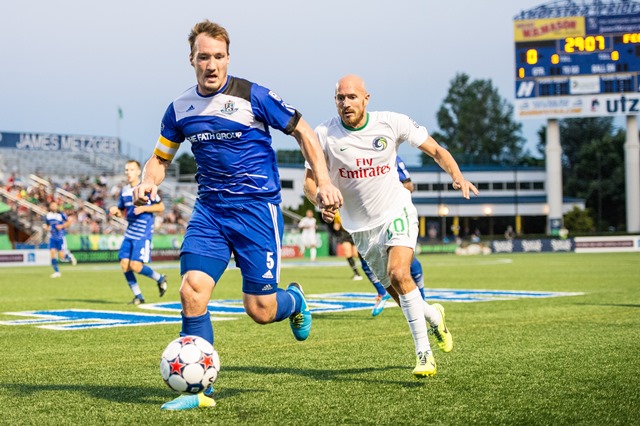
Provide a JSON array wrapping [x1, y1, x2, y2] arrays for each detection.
[[118, 184, 160, 241], [153, 76, 301, 203], [45, 211, 68, 240], [396, 155, 411, 183]]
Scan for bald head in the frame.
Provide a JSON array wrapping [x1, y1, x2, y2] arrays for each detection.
[[335, 74, 370, 128], [335, 74, 367, 95]]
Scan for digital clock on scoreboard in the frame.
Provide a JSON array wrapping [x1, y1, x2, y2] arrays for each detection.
[[516, 33, 639, 81]]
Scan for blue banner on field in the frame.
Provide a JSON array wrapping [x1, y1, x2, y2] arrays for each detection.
[[0, 131, 120, 154], [0, 289, 584, 330], [491, 238, 575, 253]]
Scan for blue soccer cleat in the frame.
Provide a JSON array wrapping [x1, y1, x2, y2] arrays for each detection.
[[161, 387, 215, 411], [287, 282, 312, 341], [372, 293, 391, 317]]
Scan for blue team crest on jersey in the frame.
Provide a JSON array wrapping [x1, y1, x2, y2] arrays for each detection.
[[220, 100, 238, 115], [372, 137, 388, 151]]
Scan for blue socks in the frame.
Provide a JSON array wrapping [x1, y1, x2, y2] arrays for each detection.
[[274, 288, 297, 321], [181, 311, 214, 345], [51, 258, 59, 273], [139, 265, 162, 282]]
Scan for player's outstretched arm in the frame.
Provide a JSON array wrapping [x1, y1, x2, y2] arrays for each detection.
[[293, 118, 343, 210], [303, 168, 319, 206], [418, 136, 479, 200], [134, 154, 169, 206]]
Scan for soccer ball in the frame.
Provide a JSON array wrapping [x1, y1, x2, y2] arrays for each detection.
[[160, 335, 220, 394]]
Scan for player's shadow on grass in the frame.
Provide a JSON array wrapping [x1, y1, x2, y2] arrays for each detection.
[[0, 363, 425, 406], [56, 298, 122, 305], [576, 303, 640, 308], [1, 383, 170, 404], [222, 365, 426, 388]]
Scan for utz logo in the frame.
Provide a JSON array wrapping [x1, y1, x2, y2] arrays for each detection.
[[522, 240, 543, 252], [372, 137, 388, 151], [492, 240, 514, 253], [409, 117, 420, 128], [551, 239, 572, 252], [220, 100, 238, 115]]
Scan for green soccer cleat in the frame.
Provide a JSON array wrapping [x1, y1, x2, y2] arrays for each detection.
[[158, 275, 168, 297], [161, 388, 216, 411], [372, 293, 391, 317], [430, 303, 453, 353], [412, 351, 436, 378], [287, 282, 312, 341]]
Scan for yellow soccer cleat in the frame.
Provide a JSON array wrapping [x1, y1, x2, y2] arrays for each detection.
[[431, 303, 453, 353], [412, 351, 436, 378]]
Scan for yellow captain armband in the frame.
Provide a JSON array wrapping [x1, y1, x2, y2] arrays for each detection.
[[153, 136, 180, 161]]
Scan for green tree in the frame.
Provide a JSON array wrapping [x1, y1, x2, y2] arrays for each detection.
[[424, 73, 526, 165], [175, 152, 197, 176], [536, 118, 626, 231], [276, 150, 305, 165], [563, 206, 594, 234]]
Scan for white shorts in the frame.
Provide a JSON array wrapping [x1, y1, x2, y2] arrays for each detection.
[[351, 203, 418, 288], [301, 231, 316, 247]]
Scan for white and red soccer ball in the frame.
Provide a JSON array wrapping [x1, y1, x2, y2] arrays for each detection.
[[160, 335, 220, 393]]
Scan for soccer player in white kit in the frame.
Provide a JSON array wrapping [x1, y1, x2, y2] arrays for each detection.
[[304, 74, 478, 377], [298, 209, 318, 261]]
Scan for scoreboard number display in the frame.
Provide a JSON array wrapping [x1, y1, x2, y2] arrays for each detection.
[[514, 12, 640, 118]]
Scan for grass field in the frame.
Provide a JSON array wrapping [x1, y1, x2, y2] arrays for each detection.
[[1, 252, 639, 425]]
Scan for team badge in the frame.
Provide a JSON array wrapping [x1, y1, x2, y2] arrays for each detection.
[[220, 100, 238, 115], [372, 137, 388, 151]]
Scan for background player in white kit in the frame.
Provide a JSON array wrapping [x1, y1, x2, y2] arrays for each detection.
[[298, 209, 318, 261], [304, 74, 478, 377]]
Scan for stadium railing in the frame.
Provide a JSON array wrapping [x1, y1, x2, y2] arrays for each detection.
[[29, 174, 128, 233]]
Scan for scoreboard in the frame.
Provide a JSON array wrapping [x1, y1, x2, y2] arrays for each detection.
[[514, 13, 640, 118]]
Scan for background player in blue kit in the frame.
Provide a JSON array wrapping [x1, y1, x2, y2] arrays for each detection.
[[44, 201, 76, 278], [133, 20, 343, 410], [109, 160, 167, 305]]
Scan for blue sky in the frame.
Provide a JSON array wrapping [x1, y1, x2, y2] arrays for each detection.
[[0, 0, 551, 166]]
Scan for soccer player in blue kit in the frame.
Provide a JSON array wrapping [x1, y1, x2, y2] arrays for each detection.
[[44, 201, 76, 278], [132, 20, 343, 410], [109, 160, 167, 305]]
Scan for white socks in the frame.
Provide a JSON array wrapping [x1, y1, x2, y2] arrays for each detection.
[[399, 287, 432, 355], [423, 301, 441, 328]]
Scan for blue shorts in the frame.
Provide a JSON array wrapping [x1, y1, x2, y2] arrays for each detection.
[[49, 237, 66, 252], [118, 237, 151, 263], [180, 197, 283, 295]]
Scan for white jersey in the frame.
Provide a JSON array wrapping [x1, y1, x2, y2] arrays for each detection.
[[298, 216, 317, 247], [313, 111, 428, 232], [298, 216, 317, 236]]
